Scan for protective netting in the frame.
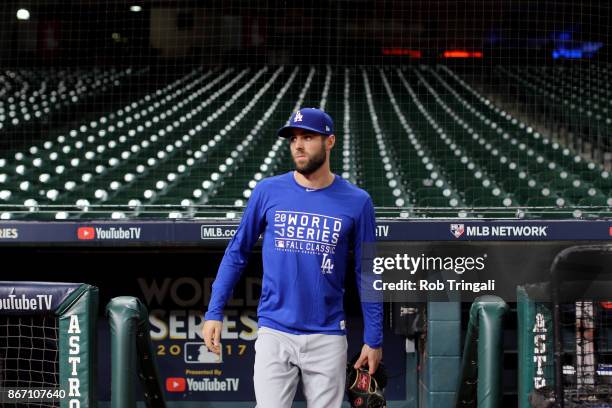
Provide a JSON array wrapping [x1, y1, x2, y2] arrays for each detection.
[[0, 1, 610, 220], [0, 315, 60, 408]]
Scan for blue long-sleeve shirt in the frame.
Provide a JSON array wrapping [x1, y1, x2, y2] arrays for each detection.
[[205, 171, 383, 348]]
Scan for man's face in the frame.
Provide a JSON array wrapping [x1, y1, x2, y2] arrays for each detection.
[[289, 129, 328, 175]]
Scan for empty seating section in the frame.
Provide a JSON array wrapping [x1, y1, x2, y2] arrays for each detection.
[[436, 66, 611, 213], [0, 65, 609, 220], [498, 66, 612, 136], [0, 67, 145, 131]]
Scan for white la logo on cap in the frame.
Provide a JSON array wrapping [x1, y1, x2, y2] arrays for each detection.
[[294, 110, 303, 122]]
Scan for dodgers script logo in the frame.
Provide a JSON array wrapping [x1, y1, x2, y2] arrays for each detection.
[[294, 110, 303, 122], [450, 223, 465, 238]]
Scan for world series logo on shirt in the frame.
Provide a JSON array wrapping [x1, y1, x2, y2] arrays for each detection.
[[273, 210, 342, 256]]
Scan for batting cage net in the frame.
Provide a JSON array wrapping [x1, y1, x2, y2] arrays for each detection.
[[559, 301, 612, 406], [518, 245, 612, 408], [523, 301, 612, 408], [0, 282, 99, 408], [0, 1, 610, 220], [0, 315, 59, 408]]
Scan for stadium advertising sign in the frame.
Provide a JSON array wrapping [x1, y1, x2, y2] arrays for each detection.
[[0, 293, 52, 311], [377, 220, 612, 241], [67, 314, 82, 407], [0, 227, 18, 239], [0, 220, 610, 244], [137, 275, 259, 401], [200, 224, 237, 240], [450, 223, 548, 238], [0, 282, 80, 315], [77, 226, 142, 241]]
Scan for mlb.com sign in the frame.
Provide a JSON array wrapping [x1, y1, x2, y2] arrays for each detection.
[[450, 224, 548, 238]]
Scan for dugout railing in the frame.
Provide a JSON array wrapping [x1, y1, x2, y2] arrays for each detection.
[[455, 296, 508, 408], [106, 296, 166, 408]]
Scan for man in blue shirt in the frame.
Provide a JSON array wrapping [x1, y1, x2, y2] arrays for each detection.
[[203, 108, 383, 407]]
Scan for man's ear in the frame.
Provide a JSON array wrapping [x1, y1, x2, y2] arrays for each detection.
[[326, 134, 336, 150]]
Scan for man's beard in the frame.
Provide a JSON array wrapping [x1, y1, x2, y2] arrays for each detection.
[[293, 146, 327, 176]]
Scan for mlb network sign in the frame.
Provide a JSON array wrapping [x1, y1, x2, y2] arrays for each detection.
[[450, 223, 548, 239]]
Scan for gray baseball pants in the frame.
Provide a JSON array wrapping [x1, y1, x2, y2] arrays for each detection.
[[254, 326, 348, 408]]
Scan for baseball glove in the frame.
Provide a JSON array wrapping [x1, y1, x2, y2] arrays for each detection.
[[346, 356, 387, 408]]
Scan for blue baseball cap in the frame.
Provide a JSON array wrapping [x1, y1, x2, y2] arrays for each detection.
[[277, 108, 334, 138]]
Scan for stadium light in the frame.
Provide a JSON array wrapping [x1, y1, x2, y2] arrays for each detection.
[[443, 50, 483, 58], [16, 8, 30, 20], [130, 5, 142, 12], [382, 48, 422, 58]]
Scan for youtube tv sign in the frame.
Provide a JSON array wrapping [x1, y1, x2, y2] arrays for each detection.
[[166, 377, 186, 392], [75, 225, 142, 241], [77, 227, 95, 240]]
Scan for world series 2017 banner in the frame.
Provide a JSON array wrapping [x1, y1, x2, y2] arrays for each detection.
[[144, 275, 259, 400]]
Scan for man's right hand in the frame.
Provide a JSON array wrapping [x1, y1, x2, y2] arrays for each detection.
[[202, 320, 223, 355]]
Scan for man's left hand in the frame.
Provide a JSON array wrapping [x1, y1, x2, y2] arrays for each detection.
[[353, 344, 383, 375]]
